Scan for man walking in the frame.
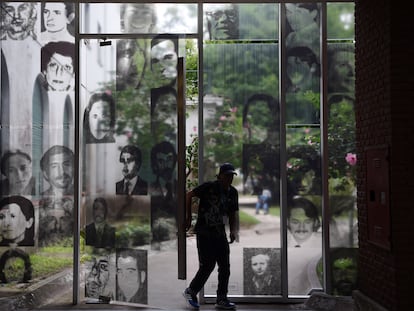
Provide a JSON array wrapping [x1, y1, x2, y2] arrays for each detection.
[[183, 163, 239, 310]]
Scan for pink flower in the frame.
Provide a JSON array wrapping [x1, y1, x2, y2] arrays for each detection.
[[345, 153, 357, 166], [304, 128, 310, 134], [230, 107, 238, 113], [219, 115, 227, 121]]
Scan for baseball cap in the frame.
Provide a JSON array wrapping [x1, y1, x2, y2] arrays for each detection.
[[218, 163, 237, 175]]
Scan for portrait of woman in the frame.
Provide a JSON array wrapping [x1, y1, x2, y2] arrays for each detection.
[[83, 92, 116, 144], [0, 195, 35, 246], [0, 248, 32, 283]]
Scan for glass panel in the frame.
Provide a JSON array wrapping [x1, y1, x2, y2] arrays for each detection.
[[327, 3, 355, 40], [327, 3, 356, 298], [80, 3, 198, 34], [284, 3, 323, 296], [197, 3, 281, 300], [1, 1, 75, 300], [203, 3, 278, 41], [285, 3, 321, 124], [327, 40, 357, 295], [80, 35, 185, 307]]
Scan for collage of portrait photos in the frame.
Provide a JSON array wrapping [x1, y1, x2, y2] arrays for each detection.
[[80, 4, 181, 304], [0, 3, 180, 295], [1, 2, 77, 285]]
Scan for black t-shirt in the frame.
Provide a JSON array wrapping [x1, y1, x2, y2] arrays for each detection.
[[193, 180, 238, 234]]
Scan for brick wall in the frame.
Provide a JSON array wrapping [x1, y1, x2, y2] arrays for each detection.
[[355, 1, 414, 310]]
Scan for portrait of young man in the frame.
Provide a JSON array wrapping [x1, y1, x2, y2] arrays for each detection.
[[41, 2, 75, 43], [116, 248, 147, 304], [40, 41, 75, 92], [116, 145, 148, 196], [85, 197, 116, 249], [40, 145, 74, 196], [150, 35, 178, 88]]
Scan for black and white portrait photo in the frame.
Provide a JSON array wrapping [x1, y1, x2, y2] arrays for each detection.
[[0, 149, 36, 196], [243, 248, 281, 295], [116, 145, 148, 196], [40, 145, 74, 196], [40, 41, 75, 92], [85, 197, 116, 249], [205, 3, 239, 40], [0, 195, 35, 247], [38, 145, 74, 246], [120, 3, 156, 34], [151, 86, 177, 143], [0, 248, 32, 283], [150, 35, 178, 88], [116, 248, 147, 304], [1, 2, 37, 41], [83, 92, 116, 144], [116, 39, 147, 91], [149, 141, 178, 248], [40, 2, 75, 44], [287, 196, 321, 247], [85, 253, 115, 301]]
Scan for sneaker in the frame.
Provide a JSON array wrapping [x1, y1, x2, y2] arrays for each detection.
[[215, 299, 236, 310], [183, 288, 200, 309]]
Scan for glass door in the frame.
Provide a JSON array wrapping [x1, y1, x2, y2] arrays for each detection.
[[78, 3, 197, 308], [195, 3, 284, 303]]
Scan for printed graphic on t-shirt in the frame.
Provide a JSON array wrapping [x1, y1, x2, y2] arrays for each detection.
[[203, 191, 224, 228]]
